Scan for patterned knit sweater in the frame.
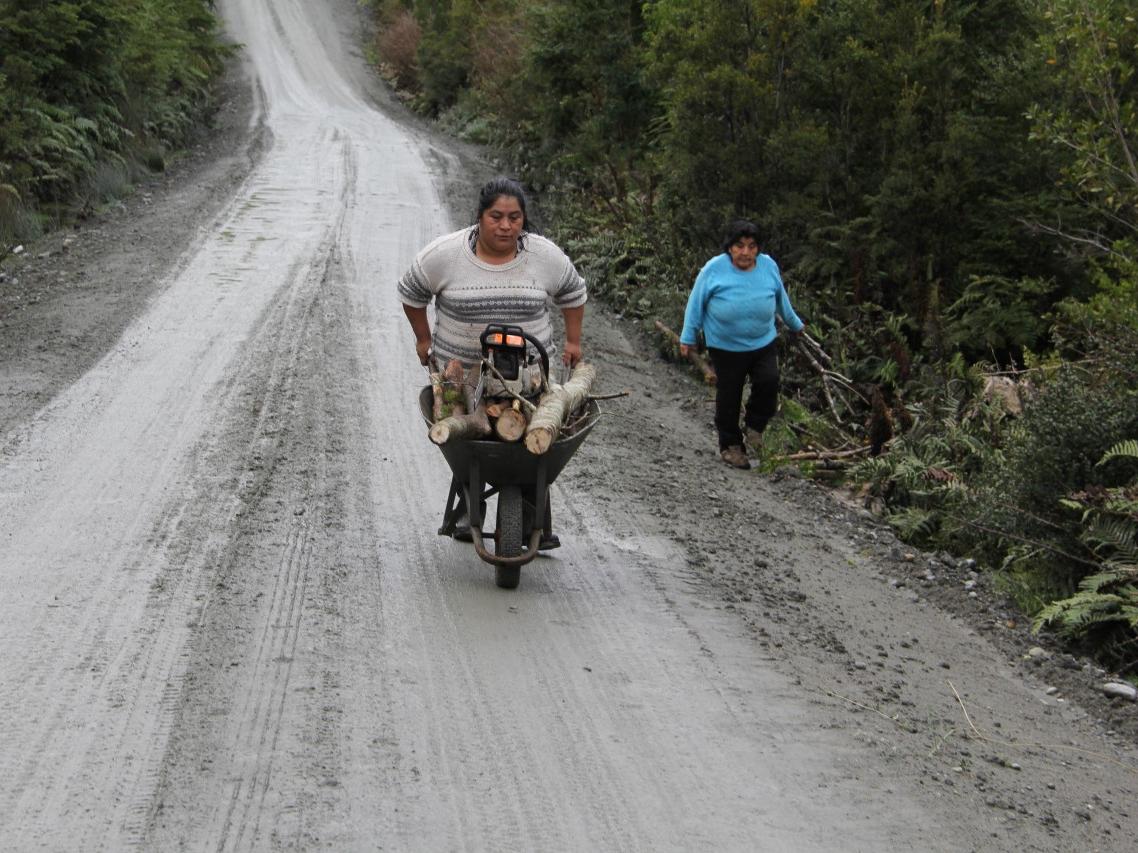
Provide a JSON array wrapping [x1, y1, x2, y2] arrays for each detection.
[[398, 226, 587, 365]]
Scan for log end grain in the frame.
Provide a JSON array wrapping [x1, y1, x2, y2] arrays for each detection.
[[494, 407, 527, 442], [524, 427, 555, 455]]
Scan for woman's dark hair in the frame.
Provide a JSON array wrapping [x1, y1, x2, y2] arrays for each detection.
[[720, 219, 763, 254], [476, 177, 530, 231]]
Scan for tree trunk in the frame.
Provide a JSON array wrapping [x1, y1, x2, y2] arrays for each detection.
[[524, 363, 596, 455]]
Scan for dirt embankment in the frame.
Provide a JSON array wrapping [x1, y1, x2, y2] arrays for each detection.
[[0, 62, 265, 440]]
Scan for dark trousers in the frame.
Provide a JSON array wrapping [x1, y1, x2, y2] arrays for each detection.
[[708, 343, 780, 450]]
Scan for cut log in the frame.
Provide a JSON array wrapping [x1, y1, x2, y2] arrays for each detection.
[[430, 371, 445, 422], [443, 358, 465, 385], [439, 358, 467, 418], [484, 399, 508, 419], [524, 363, 597, 455], [463, 379, 481, 418], [429, 403, 491, 445], [654, 320, 716, 385], [494, 406, 528, 442]]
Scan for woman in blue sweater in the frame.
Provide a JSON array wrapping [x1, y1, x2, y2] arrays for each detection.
[[680, 220, 805, 469]]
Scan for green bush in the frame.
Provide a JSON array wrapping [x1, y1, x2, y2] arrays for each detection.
[[0, 0, 227, 224], [967, 365, 1138, 585], [0, 182, 40, 244], [375, 7, 421, 92], [1034, 440, 1138, 669]]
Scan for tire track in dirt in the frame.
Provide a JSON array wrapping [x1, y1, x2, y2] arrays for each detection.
[[213, 521, 315, 850], [120, 180, 348, 848], [0, 83, 357, 847], [138, 126, 385, 846]]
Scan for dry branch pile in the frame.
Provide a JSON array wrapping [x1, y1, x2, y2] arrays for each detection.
[[428, 358, 597, 453]]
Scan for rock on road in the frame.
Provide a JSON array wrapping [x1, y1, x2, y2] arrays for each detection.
[[2, 1, 1137, 851]]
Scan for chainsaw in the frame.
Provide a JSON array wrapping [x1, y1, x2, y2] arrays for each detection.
[[476, 324, 550, 402]]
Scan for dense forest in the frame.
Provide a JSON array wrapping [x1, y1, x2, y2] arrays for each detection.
[[366, 0, 1137, 667], [0, 0, 227, 236], [0, 2, 1133, 668]]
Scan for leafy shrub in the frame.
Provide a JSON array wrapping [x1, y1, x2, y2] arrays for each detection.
[[850, 372, 999, 546], [375, 8, 421, 92], [0, 182, 40, 246], [140, 145, 167, 174], [0, 0, 226, 220], [946, 275, 1058, 362], [1034, 440, 1138, 670], [560, 229, 688, 324], [964, 364, 1138, 593]]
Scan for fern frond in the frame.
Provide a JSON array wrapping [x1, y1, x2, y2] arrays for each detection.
[[1099, 439, 1138, 466], [1077, 570, 1131, 594], [1083, 517, 1138, 555], [1033, 590, 1126, 635], [886, 507, 938, 541]]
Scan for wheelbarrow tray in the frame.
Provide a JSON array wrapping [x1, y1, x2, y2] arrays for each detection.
[[418, 386, 600, 570], [418, 387, 598, 487]]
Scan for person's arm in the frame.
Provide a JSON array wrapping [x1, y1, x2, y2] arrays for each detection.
[[771, 260, 805, 337], [402, 303, 433, 365], [398, 251, 437, 365], [561, 304, 584, 366], [679, 264, 710, 356]]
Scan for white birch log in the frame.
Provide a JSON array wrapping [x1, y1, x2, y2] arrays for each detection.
[[430, 371, 445, 422], [429, 403, 491, 445], [524, 363, 596, 455]]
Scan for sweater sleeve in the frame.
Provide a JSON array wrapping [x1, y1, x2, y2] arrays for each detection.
[[679, 263, 711, 345], [551, 250, 588, 308], [397, 253, 434, 308], [771, 261, 804, 332]]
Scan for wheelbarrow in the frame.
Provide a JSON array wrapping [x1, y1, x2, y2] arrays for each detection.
[[418, 384, 600, 590]]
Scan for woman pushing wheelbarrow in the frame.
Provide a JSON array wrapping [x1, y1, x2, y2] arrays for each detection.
[[399, 178, 598, 588]]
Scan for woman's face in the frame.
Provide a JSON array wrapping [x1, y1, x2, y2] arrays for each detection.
[[728, 237, 759, 271], [478, 195, 525, 256]]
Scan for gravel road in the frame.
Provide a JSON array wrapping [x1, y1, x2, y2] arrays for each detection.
[[1, 1, 1136, 850]]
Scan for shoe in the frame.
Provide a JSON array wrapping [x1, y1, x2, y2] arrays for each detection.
[[745, 428, 764, 452], [720, 445, 750, 469], [538, 533, 561, 551], [453, 512, 473, 542]]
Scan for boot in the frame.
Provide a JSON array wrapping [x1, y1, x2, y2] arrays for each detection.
[[720, 445, 750, 469]]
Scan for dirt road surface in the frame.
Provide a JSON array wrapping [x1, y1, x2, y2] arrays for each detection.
[[1, 1, 1136, 850]]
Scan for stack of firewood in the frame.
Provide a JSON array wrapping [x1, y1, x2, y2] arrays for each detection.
[[428, 357, 596, 454]]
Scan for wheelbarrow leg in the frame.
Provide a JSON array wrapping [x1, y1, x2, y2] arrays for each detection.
[[438, 478, 465, 538], [531, 460, 560, 551], [539, 497, 560, 551]]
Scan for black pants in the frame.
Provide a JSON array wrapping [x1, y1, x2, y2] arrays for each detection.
[[708, 343, 780, 450]]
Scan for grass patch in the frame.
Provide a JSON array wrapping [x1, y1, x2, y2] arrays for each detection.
[[0, 184, 43, 248]]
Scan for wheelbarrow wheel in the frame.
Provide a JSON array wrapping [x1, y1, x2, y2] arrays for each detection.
[[494, 486, 524, 589]]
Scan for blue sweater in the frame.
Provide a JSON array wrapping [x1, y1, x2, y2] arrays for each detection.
[[679, 253, 804, 352]]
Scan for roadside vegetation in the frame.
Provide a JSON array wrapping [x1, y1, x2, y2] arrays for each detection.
[[365, 0, 1137, 671], [0, 0, 229, 247]]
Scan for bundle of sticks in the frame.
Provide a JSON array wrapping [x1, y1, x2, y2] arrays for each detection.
[[428, 358, 597, 455]]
